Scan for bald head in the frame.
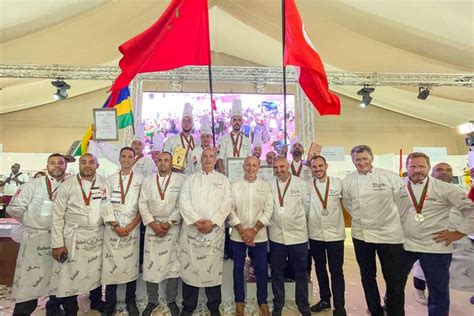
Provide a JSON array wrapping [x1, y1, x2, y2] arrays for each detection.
[[431, 162, 453, 183], [79, 153, 99, 179]]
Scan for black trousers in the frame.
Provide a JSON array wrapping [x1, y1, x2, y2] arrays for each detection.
[[13, 295, 61, 316], [181, 281, 221, 315], [414, 277, 426, 291], [104, 280, 137, 313], [353, 238, 405, 316], [309, 239, 345, 311], [60, 295, 79, 316]]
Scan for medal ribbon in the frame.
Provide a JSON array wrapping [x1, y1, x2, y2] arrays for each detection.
[[156, 173, 172, 201], [45, 177, 63, 201], [180, 133, 195, 152], [313, 177, 330, 210], [77, 175, 96, 206], [291, 161, 303, 176], [276, 176, 292, 207], [407, 177, 429, 214], [119, 171, 134, 204], [231, 132, 242, 157]]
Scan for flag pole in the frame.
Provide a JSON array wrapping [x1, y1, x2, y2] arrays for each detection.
[[281, 0, 288, 148], [208, 64, 216, 147]]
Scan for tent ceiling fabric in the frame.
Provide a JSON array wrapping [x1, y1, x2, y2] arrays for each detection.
[[0, 0, 472, 127]]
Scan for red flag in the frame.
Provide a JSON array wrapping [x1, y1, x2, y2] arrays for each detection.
[[284, 0, 340, 115], [111, 0, 211, 91]]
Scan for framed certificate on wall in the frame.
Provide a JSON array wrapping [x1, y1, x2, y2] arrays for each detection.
[[93, 108, 118, 141]]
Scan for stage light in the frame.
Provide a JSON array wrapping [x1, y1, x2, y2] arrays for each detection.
[[51, 79, 71, 100], [417, 85, 431, 100], [357, 85, 374, 108]]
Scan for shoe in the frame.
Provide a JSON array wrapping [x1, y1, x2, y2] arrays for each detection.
[[301, 312, 311, 316], [126, 302, 140, 316], [235, 302, 245, 316], [259, 304, 271, 316], [333, 309, 347, 316], [210, 309, 221, 316], [414, 289, 428, 305], [46, 307, 63, 316], [142, 303, 159, 316], [90, 300, 105, 313], [310, 300, 331, 313], [272, 308, 282, 316], [167, 302, 180, 316]]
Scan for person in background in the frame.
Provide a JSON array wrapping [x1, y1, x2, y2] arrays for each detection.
[[191, 115, 214, 173], [1, 163, 29, 207]]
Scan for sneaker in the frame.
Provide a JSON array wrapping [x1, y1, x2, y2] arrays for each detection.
[[310, 300, 331, 313], [142, 303, 159, 316], [167, 302, 180, 316], [126, 302, 139, 316], [90, 300, 105, 313], [415, 289, 428, 305]]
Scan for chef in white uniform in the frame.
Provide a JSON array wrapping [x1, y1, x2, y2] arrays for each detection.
[[139, 151, 185, 316], [397, 152, 474, 315], [1, 163, 29, 207], [306, 155, 346, 316], [269, 157, 311, 316], [7, 154, 67, 316], [163, 103, 198, 175], [102, 147, 143, 316], [179, 147, 233, 316], [191, 115, 213, 173], [50, 153, 112, 315], [228, 156, 273, 316], [216, 99, 251, 174]]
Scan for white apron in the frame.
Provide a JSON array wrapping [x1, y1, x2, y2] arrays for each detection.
[[50, 225, 104, 297], [12, 227, 54, 303], [143, 222, 181, 283], [179, 225, 225, 287]]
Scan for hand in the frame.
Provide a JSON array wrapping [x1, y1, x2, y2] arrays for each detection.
[[11, 177, 20, 183], [196, 220, 213, 234], [52, 247, 68, 262], [281, 145, 288, 156], [114, 226, 129, 237], [150, 222, 167, 237], [124, 223, 137, 234], [433, 230, 466, 246], [243, 228, 257, 247]]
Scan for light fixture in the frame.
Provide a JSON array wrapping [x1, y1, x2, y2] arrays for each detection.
[[357, 85, 375, 108], [417, 85, 431, 100], [458, 121, 474, 135], [51, 79, 70, 100]]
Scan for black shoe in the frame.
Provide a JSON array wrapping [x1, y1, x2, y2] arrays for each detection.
[[167, 302, 180, 316], [142, 303, 159, 316], [272, 308, 282, 316], [126, 302, 139, 316], [310, 301, 331, 313], [333, 309, 347, 316], [46, 307, 64, 316], [209, 310, 221, 316], [90, 300, 105, 313]]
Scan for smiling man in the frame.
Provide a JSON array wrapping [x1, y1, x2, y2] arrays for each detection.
[[342, 145, 405, 316], [397, 152, 474, 315]]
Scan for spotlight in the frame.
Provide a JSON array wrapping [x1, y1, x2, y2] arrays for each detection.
[[417, 85, 431, 100], [357, 85, 374, 108], [51, 79, 71, 100]]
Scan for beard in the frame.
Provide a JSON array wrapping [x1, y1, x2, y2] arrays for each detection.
[[292, 150, 302, 157]]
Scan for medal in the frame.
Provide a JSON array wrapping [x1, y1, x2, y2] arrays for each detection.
[[119, 171, 133, 204], [157, 173, 172, 206], [77, 175, 96, 209], [230, 132, 243, 157], [313, 177, 330, 216], [276, 176, 291, 214], [407, 177, 429, 223], [45, 176, 63, 201], [414, 213, 425, 222]]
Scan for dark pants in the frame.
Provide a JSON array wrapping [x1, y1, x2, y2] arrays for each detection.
[[414, 277, 426, 291], [270, 241, 309, 314], [401, 251, 452, 316], [352, 238, 405, 316], [61, 295, 79, 316], [181, 281, 221, 315], [13, 295, 61, 316], [104, 280, 137, 313], [310, 239, 345, 312], [232, 241, 268, 305], [224, 227, 232, 259]]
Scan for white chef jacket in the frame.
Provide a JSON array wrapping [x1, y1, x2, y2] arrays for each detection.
[[163, 133, 199, 174], [217, 132, 251, 172], [290, 160, 312, 181], [2, 171, 29, 196], [307, 176, 346, 242], [397, 177, 474, 253], [104, 171, 143, 224], [342, 168, 405, 244], [51, 174, 112, 248], [90, 140, 157, 178], [139, 172, 185, 225], [228, 178, 273, 243], [269, 175, 310, 245]]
